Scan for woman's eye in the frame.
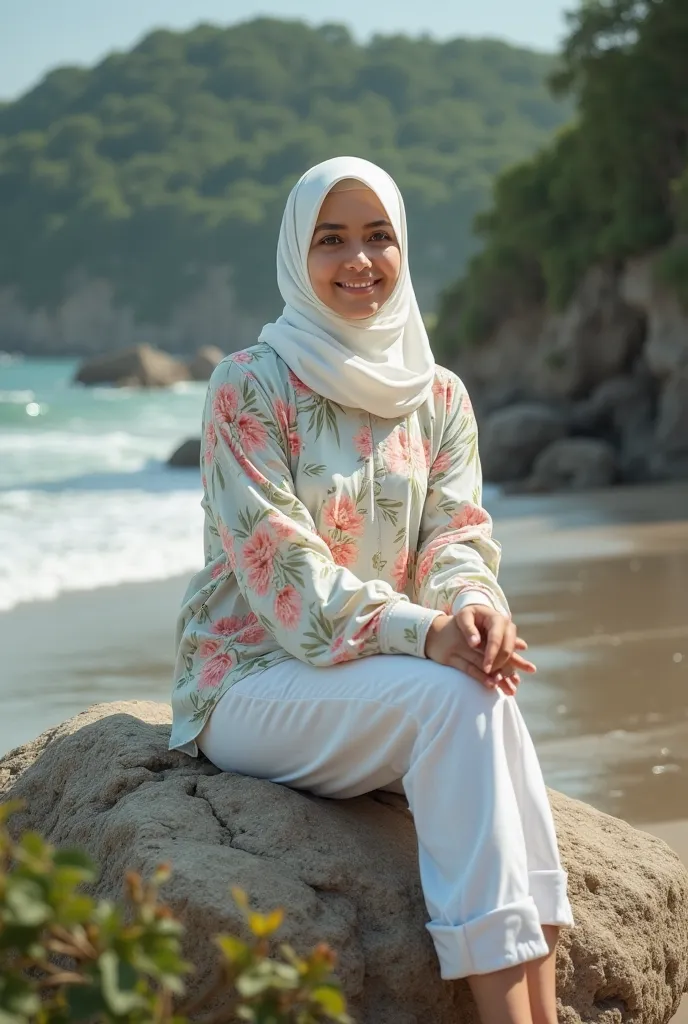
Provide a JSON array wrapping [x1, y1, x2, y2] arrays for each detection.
[[320, 235, 342, 245], [370, 231, 391, 242]]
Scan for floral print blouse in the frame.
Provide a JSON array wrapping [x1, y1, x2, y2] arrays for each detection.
[[169, 342, 509, 755]]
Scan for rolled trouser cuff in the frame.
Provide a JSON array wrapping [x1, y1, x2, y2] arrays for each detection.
[[426, 896, 549, 979], [529, 869, 576, 927]]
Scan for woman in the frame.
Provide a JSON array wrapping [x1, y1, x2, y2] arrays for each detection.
[[169, 156, 574, 1024]]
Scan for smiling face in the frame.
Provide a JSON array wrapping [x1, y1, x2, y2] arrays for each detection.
[[307, 185, 401, 319]]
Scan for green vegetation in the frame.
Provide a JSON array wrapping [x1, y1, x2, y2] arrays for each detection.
[[434, 0, 688, 355], [0, 801, 350, 1023], [0, 20, 569, 331]]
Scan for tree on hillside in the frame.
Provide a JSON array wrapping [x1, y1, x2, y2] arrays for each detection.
[[0, 20, 568, 345], [434, 0, 688, 356]]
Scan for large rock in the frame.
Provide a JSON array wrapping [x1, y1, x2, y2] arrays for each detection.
[[526, 438, 618, 493], [569, 374, 657, 482], [1, 702, 687, 1024], [480, 404, 567, 483], [532, 266, 646, 400], [653, 369, 688, 479], [622, 251, 688, 379], [167, 438, 201, 468], [74, 344, 191, 387], [188, 345, 225, 381], [452, 267, 645, 411]]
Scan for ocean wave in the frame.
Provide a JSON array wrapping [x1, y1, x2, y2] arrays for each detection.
[[0, 485, 205, 612]]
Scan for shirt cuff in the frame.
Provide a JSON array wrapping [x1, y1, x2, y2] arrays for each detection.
[[451, 590, 495, 616], [379, 599, 445, 659]]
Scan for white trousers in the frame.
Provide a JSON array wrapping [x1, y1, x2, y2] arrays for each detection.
[[198, 654, 575, 979]]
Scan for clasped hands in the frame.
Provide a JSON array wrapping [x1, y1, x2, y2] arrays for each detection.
[[424, 605, 536, 696]]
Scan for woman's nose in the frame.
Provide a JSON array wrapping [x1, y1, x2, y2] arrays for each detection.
[[344, 249, 373, 271]]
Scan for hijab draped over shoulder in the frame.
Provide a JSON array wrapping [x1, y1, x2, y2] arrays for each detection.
[[258, 156, 436, 419]]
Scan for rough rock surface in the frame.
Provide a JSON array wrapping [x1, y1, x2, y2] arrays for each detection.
[[653, 369, 688, 479], [188, 345, 225, 381], [167, 438, 201, 468], [74, 344, 190, 388], [622, 253, 688, 378], [532, 266, 645, 400], [526, 438, 618, 492], [480, 404, 567, 483], [2, 702, 687, 1024]]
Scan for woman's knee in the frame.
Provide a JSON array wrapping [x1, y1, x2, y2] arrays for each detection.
[[406, 659, 503, 723]]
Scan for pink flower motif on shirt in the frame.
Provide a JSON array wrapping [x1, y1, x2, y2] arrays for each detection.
[[391, 547, 410, 592], [274, 586, 302, 629], [431, 450, 452, 477], [461, 390, 473, 417], [351, 608, 384, 646], [236, 612, 266, 645], [449, 503, 490, 532], [199, 651, 235, 689], [197, 638, 221, 658], [273, 399, 304, 457], [288, 369, 311, 397], [204, 422, 217, 465], [268, 511, 296, 540], [322, 494, 364, 537], [213, 383, 239, 423], [241, 526, 278, 596], [232, 350, 253, 364], [218, 520, 236, 569], [211, 560, 227, 579], [322, 534, 358, 567], [330, 636, 355, 664], [236, 413, 267, 453], [415, 548, 434, 588], [383, 426, 427, 477], [353, 425, 373, 460], [212, 615, 244, 636]]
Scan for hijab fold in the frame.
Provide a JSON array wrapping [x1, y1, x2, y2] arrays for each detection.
[[258, 156, 435, 419]]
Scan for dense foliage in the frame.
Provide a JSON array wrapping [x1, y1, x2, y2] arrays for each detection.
[[435, 0, 688, 353], [0, 802, 350, 1023], [0, 19, 568, 327]]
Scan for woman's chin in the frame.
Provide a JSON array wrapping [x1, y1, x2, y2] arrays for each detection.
[[330, 287, 388, 319]]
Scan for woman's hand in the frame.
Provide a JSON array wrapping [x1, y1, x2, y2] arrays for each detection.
[[454, 605, 524, 676], [424, 611, 536, 696]]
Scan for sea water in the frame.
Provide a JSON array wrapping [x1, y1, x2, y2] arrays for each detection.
[[0, 355, 206, 611]]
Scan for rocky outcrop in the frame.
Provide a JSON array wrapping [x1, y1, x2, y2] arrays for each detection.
[[525, 438, 617, 492], [480, 404, 567, 483], [167, 438, 201, 468], [74, 344, 191, 387], [621, 252, 688, 378], [188, 345, 225, 381], [454, 249, 688, 490], [1, 702, 687, 1024]]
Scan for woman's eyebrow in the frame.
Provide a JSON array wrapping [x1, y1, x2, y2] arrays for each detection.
[[313, 218, 392, 234]]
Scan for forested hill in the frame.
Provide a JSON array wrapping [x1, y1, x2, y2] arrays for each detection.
[[0, 19, 569, 352]]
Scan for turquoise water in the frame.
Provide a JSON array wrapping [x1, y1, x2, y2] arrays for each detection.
[[0, 355, 207, 610]]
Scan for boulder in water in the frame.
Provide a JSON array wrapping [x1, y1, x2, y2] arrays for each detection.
[[74, 345, 191, 388], [167, 438, 201, 468], [187, 345, 225, 381]]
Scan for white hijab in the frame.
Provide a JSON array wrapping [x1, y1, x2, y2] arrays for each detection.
[[259, 156, 435, 419]]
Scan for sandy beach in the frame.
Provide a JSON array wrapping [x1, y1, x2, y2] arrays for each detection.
[[1, 480, 687, 1016]]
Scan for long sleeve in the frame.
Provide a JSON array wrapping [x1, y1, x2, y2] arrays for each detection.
[[414, 381, 509, 618], [204, 360, 441, 666]]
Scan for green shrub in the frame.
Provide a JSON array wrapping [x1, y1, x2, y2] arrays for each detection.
[[0, 801, 352, 1023]]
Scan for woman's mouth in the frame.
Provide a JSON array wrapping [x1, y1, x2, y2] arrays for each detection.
[[335, 279, 382, 293]]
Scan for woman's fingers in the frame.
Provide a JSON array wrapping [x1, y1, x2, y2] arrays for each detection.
[[449, 655, 498, 689], [482, 617, 506, 674], [508, 652, 537, 674]]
